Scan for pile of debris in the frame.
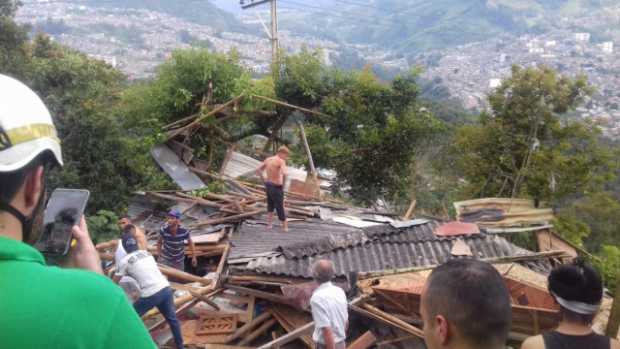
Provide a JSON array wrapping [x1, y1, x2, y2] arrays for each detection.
[[97, 169, 595, 349], [99, 104, 610, 348]]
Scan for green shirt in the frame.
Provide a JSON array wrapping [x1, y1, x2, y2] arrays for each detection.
[[0, 236, 156, 349]]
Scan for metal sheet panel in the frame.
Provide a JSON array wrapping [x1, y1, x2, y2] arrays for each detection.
[[151, 144, 206, 191]]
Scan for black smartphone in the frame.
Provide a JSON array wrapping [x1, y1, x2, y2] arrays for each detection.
[[34, 189, 90, 257]]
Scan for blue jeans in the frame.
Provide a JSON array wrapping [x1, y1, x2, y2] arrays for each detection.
[[134, 287, 184, 349]]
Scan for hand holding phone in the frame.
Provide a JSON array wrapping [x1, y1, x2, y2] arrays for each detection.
[[65, 216, 102, 274], [33, 189, 102, 273]]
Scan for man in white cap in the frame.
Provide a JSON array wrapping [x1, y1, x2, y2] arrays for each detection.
[[0, 74, 155, 348]]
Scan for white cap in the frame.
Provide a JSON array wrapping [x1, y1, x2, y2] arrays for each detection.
[[0, 74, 63, 172]]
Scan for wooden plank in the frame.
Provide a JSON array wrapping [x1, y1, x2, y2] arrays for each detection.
[[255, 322, 314, 349], [347, 331, 377, 349], [269, 305, 313, 349], [205, 345, 255, 349], [247, 296, 256, 322], [376, 335, 416, 347], [191, 210, 265, 228], [256, 296, 368, 349], [238, 319, 277, 346], [193, 230, 226, 244], [349, 304, 423, 338], [217, 243, 231, 276], [226, 312, 272, 344]]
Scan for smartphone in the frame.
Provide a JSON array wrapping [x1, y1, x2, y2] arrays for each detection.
[[34, 189, 90, 257]]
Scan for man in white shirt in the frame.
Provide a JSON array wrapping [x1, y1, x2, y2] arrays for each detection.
[[117, 226, 185, 349], [310, 259, 348, 349]]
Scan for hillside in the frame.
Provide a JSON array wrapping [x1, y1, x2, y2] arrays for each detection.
[[80, 0, 252, 33], [276, 0, 618, 55]]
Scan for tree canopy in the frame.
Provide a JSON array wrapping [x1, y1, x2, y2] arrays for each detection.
[[453, 65, 615, 204]]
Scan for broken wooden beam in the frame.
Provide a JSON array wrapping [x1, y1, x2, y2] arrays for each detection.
[[347, 331, 377, 349], [158, 264, 212, 286], [224, 284, 293, 306], [349, 303, 424, 338], [146, 191, 223, 209], [191, 209, 265, 228], [188, 289, 220, 310], [238, 318, 277, 346], [226, 312, 272, 344], [215, 243, 231, 286], [251, 94, 327, 117]]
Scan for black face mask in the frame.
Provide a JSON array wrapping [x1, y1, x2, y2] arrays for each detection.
[[0, 184, 47, 245]]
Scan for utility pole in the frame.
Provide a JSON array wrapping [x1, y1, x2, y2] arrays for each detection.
[[240, 0, 278, 67]]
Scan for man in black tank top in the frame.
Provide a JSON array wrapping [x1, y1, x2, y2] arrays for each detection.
[[543, 331, 610, 349], [521, 259, 620, 349]]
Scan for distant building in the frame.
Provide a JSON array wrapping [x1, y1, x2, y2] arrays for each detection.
[[575, 32, 591, 42], [529, 47, 544, 54], [489, 78, 501, 88], [602, 41, 614, 53], [545, 40, 557, 47]]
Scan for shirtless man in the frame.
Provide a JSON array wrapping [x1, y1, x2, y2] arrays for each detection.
[[256, 146, 289, 232], [95, 216, 148, 258]]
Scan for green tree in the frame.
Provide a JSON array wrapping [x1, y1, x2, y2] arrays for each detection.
[[27, 36, 168, 212], [86, 210, 120, 244], [453, 65, 614, 204], [0, 0, 30, 76], [278, 50, 443, 204]]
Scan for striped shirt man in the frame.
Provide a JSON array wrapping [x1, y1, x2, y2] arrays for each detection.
[[159, 225, 189, 267], [158, 210, 197, 271]]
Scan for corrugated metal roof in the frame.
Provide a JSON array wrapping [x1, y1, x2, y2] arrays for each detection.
[[229, 218, 366, 259], [231, 233, 549, 278], [229, 218, 551, 278]]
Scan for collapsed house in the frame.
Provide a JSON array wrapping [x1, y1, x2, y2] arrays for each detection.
[[97, 96, 613, 348]]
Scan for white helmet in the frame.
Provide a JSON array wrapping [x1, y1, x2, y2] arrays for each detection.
[[0, 74, 63, 172]]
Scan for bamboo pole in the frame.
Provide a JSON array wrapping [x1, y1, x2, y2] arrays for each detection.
[[167, 94, 245, 140], [252, 94, 327, 117], [190, 209, 265, 228]]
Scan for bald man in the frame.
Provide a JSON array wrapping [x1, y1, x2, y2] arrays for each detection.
[[310, 260, 348, 349]]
